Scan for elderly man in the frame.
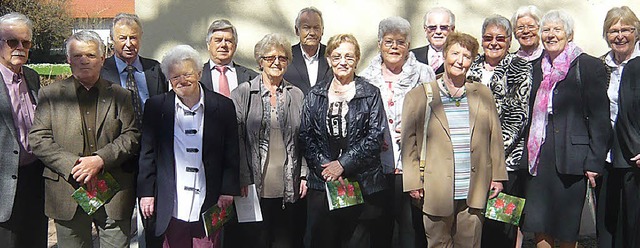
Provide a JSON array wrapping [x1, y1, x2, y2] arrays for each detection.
[[410, 7, 456, 75], [138, 44, 240, 247], [0, 12, 47, 248], [29, 31, 140, 248], [201, 19, 257, 97], [283, 6, 332, 94], [100, 12, 168, 248]]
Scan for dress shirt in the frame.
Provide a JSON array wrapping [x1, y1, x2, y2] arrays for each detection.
[[173, 86, 206, 222], [301, 45, 321, 87], [428, 45, 444, 69], [209, 60, 240, 93], [0, 64, 36, 165], [115, 56, 150, 106], [75, 82, 99, 156]]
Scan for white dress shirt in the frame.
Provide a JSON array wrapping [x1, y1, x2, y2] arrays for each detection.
[[209, 60, 240, 93], [173, 86, 206, 222], [428, 45, 444, 69], [301, 45, 321, 87]]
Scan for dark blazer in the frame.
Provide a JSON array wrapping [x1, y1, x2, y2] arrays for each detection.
[[0, 66, 41, 222], [613, 57, 640, 168], [410, 45, 445, 75], [283, 43, 333, 94], [200, 61, 258, 93], [521, 54, 611, 175], [101, 55, 168, 96], [137, 85, 240, 236]]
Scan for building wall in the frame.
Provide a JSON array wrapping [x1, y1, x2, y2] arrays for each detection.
[[135, 0, 637, 72]]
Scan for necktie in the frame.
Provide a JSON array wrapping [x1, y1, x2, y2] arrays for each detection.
[[216, 66, 230, 97], [126, 65, 143, 127], [430, 53, 442, 72], [12, 73, 20, 84]]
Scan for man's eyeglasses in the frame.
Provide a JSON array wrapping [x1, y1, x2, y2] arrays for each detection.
[[425, 25, 451, 32], [482, 35, 509, 43], [382, 39, 407, 48], [261, 55, 288, 64], [607, 27, 636, 37], [1, 39, 32, 49], [329, 54, 357, 65]]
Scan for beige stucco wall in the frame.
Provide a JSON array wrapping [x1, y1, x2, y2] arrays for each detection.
[[135, 0, 638, 72]]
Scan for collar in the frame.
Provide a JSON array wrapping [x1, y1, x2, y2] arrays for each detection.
[[209, 60, 235, 71], [428, 44, 443, 55], [115, 55, 143, 74], [0, 63, 20, 85], [301, 44, 321, 60], [175, 84, 205, 111], [516, 45, 544, 62], [604, 41, 640, 67]]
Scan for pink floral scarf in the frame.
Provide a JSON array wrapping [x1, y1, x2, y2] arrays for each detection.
[[527, 42, 583, 176]]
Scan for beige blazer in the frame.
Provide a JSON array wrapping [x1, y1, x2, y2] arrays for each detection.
[[401, 81, 508, 217], [29, 77, 140, 221]]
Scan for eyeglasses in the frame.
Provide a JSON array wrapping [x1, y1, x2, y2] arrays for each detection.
[[1, 39, 32, 49], [482, 35, 509, 42], [607, 27, 636, 37], [169, 72, 197, 82], [261, 55, 288, 64], [329, 54, 357, 65], [425, 25, 451, 32], [516, 25, 538, 33], [382, 39, 407, 48]]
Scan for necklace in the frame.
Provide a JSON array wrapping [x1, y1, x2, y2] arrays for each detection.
[[439, 78, 466, 107]]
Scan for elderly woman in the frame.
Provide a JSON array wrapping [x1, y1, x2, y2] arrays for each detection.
[[596, 6, 640, 248], [465, 14, 532, 248], [402, 32, 507, 248], [138, 44, 240, 247], [229, 33, 306, 248], [520, 10, 611, 248], [512, 5, 544, 62], [300, 34, 387, 248], [360, 16, 435, 247]]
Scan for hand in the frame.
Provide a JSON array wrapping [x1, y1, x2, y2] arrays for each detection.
[[489, 181, 503, 199], [140, 197, 155, 219], [630, 154, 640, 168], [217, 195, 234, 209], [321, 160, 344, 181], [240, 185, 248, 197], [409, 189, 424, 200], [585, 171, 599, 188], [299, 180, 308, 199], [71, 155, 105, 184]]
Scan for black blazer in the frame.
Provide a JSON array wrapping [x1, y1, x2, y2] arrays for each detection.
[[410, 45, 445, 75], [522, 54, 611, 175], [100, 56, 168, 96], [613, 57, 640, 168], [283, 43, 333, 95], [137, 85, 240, 235], [200, 61, 258, 93]]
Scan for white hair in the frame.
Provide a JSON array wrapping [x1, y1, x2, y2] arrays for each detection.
[[0, 12, 33, 38], [378, 16, 411, 42], [65, 31, 105, 57], [540, 10, 575, 38], [161, 45, 203, 76], [511, 5, 542, 35]]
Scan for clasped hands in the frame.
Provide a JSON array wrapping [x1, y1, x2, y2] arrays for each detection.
[[71, 155, 104, 192], [321, 160, 344, 183]]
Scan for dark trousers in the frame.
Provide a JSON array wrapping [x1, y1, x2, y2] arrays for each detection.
[[481, 169, 527, 248], [141, 200, 164, 248], [163, 217, 218, 248], [385, 174, 426, 248], [595, 165, 640, 248], [0, 161, 47, 248]]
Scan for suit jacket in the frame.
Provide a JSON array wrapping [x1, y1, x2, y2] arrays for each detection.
[[100, 55, 168, 96], [137, 85, 240, 236], [611, 57, 640, 168], [410, 45, 445, 75], [283, 43, 333, 94], [0, 66, 40, 222], [521, 54, 611, 175], [29, 77, 140, 221], [402, 81, 508, 217], [201, 61, 258, 93]]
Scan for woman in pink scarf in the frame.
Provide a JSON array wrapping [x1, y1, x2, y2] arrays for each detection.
[[521, 10, 611, 248]]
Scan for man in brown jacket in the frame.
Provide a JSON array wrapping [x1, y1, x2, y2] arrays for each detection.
[[29, 30, 140, 248]]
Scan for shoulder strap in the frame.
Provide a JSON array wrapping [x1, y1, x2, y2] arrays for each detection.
[[419, 83, 434, 182]]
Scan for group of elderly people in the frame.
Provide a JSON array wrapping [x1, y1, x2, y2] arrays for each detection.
[[2, 3, 640, 248]]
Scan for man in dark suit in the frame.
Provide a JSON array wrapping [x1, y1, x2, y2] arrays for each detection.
[[0, 12, 47, 248], [283, 7, 332, 94], [410, 7, 456, 75], [201, 19, 257, 97], [29, 31, 140, 248], [138, 45, 240, 247], [99, 13, 168, 248]]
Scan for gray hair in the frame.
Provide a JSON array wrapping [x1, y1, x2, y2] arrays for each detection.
[[423, 7, 456, 27], [111, 13, 143, 38], [295, 7, 324, 30], [161, 45, 203, 77], [65, 31, 105, 57], [0, 12, 33, 38], [254, 33, 292, 68], [482, 15, 512, 37], [206, 19, 237, 44], [378, 16, 411, 42], [511, 5, 542, 35], [540, 10, 575, 38]]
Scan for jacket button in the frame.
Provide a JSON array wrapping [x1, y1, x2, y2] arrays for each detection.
[[11, 175, 17, 179], [13, 150, 19, 154], [389, 119, 393, 124], [553, 89, 559, 94], [471, 167, 476, 172]]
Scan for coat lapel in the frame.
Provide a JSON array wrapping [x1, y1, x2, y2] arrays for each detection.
[[201, 62, 214, 92], [202, 89, 218, 157], [95, 79, 114, 132], [0, 73, 19, 141], [291, 44, 311, 88], [142, 57, 160, 95], [467, 83, 480, 136], [430, 81, 450, 137]]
